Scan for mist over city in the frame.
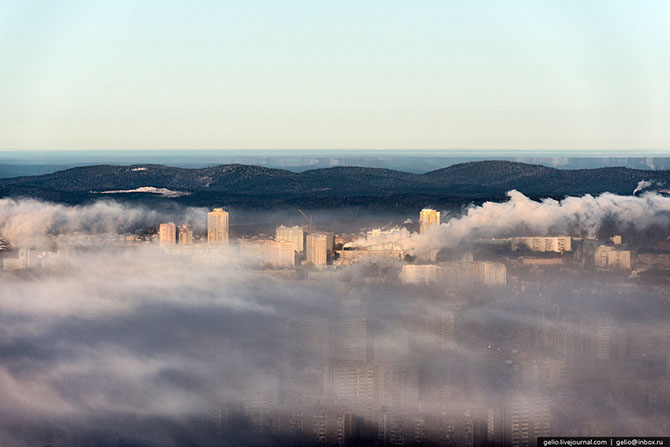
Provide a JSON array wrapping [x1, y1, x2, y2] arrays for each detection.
[[3, 0, 670, 445], [1, 186, 669, 446]]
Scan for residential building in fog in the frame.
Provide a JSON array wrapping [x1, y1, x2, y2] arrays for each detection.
[[505, 394, 551, 447], [400, 264, 439, 285], [158, 222, 177, 244], [177, 225, 193, 244], [511, 236, 572, 253], [331, 317, 368, 364], [269, 240, 296, 267], [306, 232, 329, 267], [472, 261, 507, 286], [400, 262, 506, 287], [594, 318, 614, 361], [594, 245, 631, 269], [378, 364, 419, 405], [239, 239, 296, 268], [335, 247, 404, 265], [207, 208, 229, 244], [276, 225, 304, 253], [328, 365, 377, 401], [419, 208, 440, 234], [2, 248, 38, 271]]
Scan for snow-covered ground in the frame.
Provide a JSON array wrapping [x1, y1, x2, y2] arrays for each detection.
[[96, 186, 190, 198]]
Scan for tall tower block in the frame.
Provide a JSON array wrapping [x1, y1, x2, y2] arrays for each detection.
[[208, 208, 229, 244], [419, 208, 440, 234]]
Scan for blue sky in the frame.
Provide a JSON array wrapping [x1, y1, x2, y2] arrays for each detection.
[[1, 1, 669, 151]]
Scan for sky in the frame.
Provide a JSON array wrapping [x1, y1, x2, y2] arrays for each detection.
[[1, 1, 669, 151]]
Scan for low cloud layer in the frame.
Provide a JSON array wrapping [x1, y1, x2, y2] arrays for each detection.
[[353, 190, 670, 256], [1, 196, 669, 446], [0, 198, 206, 247]]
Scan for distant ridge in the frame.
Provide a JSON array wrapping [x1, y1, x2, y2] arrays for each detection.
[[1, 161, 668, 209]]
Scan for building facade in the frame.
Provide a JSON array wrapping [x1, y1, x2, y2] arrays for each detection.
[[207, 208, 229, 244], [178, 225, 193, 244], [306, 232, 329, 267], [511, 236, 572, 253], [275, 225, 304, 253], [158, 222, 177, 244], [419, 208, 440, 234]]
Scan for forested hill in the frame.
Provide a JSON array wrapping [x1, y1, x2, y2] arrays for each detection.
[[0, 161, 667, 209]]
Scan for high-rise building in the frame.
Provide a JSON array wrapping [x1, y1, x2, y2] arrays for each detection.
[[325, 233, 335, 257], [504, 394, 551, 447], [594, 318, 614, 361], [272, 240, 296, 267], [400, 262, 506, 287], [275, 225, 304, 252], [328, 365, 378, 401], [471, 261, 507, 286], [208, 208, 229, 244], [400, 264, 439, 284], [419, 209, 440, 234], [158, 222, 177, 244], [239, 239, 296, 267], [331, 317, 368, 364], [263, 240, 295, 267], [178, 225, 193, 244], [306, 232, 328, 267]]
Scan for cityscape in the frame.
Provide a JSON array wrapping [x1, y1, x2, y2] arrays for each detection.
[[2, 0, 670, 445], [1, 193, 669, 446]]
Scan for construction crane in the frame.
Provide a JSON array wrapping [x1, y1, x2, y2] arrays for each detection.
[[297, 209, 312, 226], [297, 209, 316, 234]]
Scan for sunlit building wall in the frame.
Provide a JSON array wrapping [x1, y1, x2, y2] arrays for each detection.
[[306, 232, 329, 267], [239, 239, 296, 268], [276, 225, 304, 253], [511, 236, 572, 253], [419, 208, 440, 234], [207, 208, 229, 244], [268, 240, 296, 267], [158, 222, 177, 244], [594, 245, 631, 269]]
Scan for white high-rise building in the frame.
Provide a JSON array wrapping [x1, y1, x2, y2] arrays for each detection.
[[306, 232, 329, 267], [419, 208, 440, 234], [275, 225, 304, 252], [158, 222, 177, 244], [239, 239, 295, 267], [268, 240, 296, 267], [207, 208, 229, 244]]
